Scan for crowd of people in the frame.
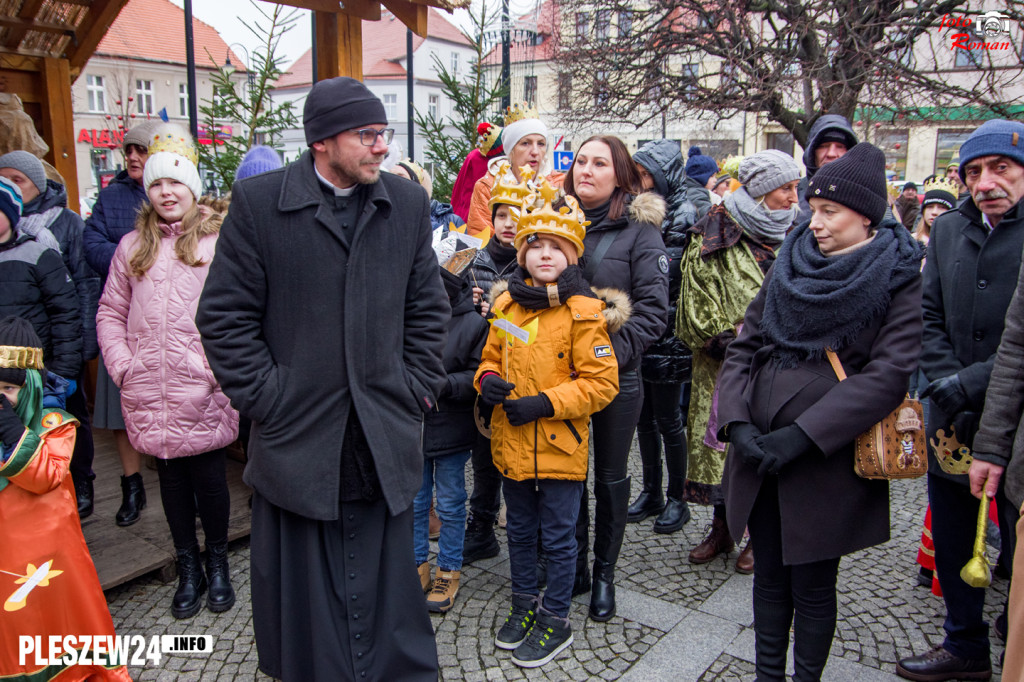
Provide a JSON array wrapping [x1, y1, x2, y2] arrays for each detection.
[[1, 76, 1023, 682]]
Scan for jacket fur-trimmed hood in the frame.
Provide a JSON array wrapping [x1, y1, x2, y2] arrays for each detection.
[[629, 191, 667, 228], [487, 279, 631, 333]]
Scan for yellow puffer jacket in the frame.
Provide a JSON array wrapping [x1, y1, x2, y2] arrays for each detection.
[[474, 288, 624, 482]]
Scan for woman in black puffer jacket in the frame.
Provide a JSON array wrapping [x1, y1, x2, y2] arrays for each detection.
[[629, 140, 697, 534]]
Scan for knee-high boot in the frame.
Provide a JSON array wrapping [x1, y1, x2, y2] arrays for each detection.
[[590, 477, 630, 621], [753, 594, 792, 682], [627, 428, 664, 523], [792, 612, 835, 681], [654, 429, 690, 533], [572, 485, 591, 595]]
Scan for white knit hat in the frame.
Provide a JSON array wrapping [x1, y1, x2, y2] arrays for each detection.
[[502, 118, 548, 158], [142, 123, 201, 199]]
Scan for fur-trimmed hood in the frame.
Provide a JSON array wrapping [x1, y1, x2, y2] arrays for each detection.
[[487, 279, 631, 333], [629, 191, 667, 228]]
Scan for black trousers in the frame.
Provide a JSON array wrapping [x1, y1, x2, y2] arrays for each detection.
[[65, 369, 94, 482], [637, 380, 685, 442], [156, 449, 230, 550]]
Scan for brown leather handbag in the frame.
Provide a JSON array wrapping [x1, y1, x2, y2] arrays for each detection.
[[826, 350, 928, 480]]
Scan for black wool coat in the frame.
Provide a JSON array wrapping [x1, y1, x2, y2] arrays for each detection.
[[921, 198, 1024, 484], [197, 151, 450, 519], [717, 269, 923, 565]]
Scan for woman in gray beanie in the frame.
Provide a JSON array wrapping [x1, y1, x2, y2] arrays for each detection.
[[675, 149, 801, 574]]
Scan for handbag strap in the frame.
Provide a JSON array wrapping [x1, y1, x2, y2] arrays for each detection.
[[825, 348, 848, 381], [583, 230, 619, 282]]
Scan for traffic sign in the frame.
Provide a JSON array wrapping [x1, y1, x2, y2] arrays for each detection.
[[553, 150, 574, 172]]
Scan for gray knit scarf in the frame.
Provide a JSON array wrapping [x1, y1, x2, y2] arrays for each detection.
[[724, 187, 797, 246], [16, 207, 62, 253], [760, 219, 924, 367]]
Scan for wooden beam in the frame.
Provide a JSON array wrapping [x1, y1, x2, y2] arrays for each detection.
[[0, 51, 44, 72], [262, 0, 380, 19], [380, 0, 428, 36], [0, 16, 76, 38], [68, 0, 128, 72], [39, 58, 79, 211], [3, 0, 47, 50], [313, 10, 363, 81]]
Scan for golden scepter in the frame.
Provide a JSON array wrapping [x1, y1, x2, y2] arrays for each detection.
[[960, 494, 992, 588]]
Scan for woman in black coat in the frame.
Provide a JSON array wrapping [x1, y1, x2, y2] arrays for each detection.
[[716, 143, 924, 681], [564, 135, 669, 622]]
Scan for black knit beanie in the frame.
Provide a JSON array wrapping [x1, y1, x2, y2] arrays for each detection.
[[805, 143, 888, 226], [303, 77, 388, 146], [0, 316, 43, 387]]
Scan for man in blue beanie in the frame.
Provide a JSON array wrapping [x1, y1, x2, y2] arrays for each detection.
[[683, 146, 718, 220], [898, 118, 1024, 681]]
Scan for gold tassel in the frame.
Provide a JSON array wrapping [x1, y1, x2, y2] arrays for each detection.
[[960, 494, 992, 588]]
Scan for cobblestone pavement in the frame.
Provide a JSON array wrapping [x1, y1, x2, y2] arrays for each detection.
[[105, 443, 1009, 681]]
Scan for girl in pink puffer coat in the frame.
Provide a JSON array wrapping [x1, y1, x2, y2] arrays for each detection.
[[97, 125, 238, 620]]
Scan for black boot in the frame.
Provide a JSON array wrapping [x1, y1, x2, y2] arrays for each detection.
[[205, 541, 236, 613], [463, 512, 500, 564], [589, 477, 630, 621], [792, 613, 835, 681], [572, 485, 591, 596], [116, 473, 146, 527], [171, 545, 208, 619], [74, 476, 94, 520], [627, 429, 664, 523], [753, 595, 792, 682], [654, 429, 690, 533]]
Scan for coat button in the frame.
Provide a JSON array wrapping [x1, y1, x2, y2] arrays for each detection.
[[558, 352, 564, 358], [352, 594, 358, 601], [349, 533, 356, 539], [974, 330, 985, 341], [353, 613, 359, 620], [978, 280, 988, 289], [349, 572, 356, 579], [355, 634, 361, 640], [550, 434, 556, 440], [349, 553, 355, 559]]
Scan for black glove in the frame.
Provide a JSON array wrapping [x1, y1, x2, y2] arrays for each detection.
[[728, 422, 766, 470], [703, 330, 737, 362], [502, 394, 554, 427], [438, 376, 455, 400], [479, 373, 515, 406], [922, 374, 969, 416], [0, 395, 26, 447], [754, 424, 816, 477]]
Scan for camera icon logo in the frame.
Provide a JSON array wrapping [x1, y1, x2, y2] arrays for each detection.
[[975, 11, 1011, 38]]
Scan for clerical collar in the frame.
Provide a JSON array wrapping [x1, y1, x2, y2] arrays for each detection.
[[314, 164, 358, 197]]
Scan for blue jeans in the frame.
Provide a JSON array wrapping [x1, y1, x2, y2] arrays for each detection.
[[503, 476, 584, 618], [414, 451, 471, 571]]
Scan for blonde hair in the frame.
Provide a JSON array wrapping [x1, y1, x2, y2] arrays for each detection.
[[128, 201, 220, 278]]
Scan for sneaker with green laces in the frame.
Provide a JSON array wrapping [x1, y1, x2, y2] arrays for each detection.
[[494, 594, 537, 650], [511, 609, 573, 668]]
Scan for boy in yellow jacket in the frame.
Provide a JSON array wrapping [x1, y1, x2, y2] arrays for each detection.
[[475, 180, 622, 667]]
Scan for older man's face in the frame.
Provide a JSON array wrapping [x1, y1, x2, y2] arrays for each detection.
[[963, 155, 1024, 226]]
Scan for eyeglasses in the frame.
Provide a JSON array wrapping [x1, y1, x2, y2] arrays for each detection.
[[355, 127, 394, 146]]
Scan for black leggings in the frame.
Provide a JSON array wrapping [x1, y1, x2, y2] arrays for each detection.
[[637, 380, 685, 439], [156, 449, 230, 551]]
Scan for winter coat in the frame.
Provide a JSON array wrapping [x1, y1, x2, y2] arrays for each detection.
[[581, 191, 670, 372], [465, 238, 518, 295], [465, 159, 565, 237], [895, 195, 920, 231], [717, 269, 923, 565], [633, 139, 697, 384], [424, 270, 489, 457], [429, 199, 465, 232], [0, 231, 82, 378], [475, 283, 624, 482], [796, 114, 859, 223], [97, 226, 238, 459], [83, 171, 148, 278], [196, 150, 449, 520], [676, 206, 775, 487], [20, 180, 100, 361], [922, 198, 1024, 485], [683, 176, 713, 221], [974, 254, 1024, 511]]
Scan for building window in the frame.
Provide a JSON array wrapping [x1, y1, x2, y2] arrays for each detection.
[[178, 84, 189, 117], [766, 132, 795, 156], [876, 130, 909, 179], [681, 63, 699, 94], [595, 10, 610, 41], [136, 80, 154, 114], [450, 52, 459, 75], [428, 94, 439, 118], [383, 94, 397, 120], [524, 76, 537, 105], [558, 73, 572, 109], [954, 42, 984, 68], [86, 75, 106, 112], [594, 70, 609, 107], [618, 10, 633, 37], [576, 12, 589, 39], [935, 129, 973, 171]]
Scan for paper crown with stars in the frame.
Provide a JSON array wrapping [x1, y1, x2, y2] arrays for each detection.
[[513, 178, 588, 257], [488, 162, 534, 211]]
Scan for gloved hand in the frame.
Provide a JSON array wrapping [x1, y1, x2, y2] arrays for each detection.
[[65, 378, 77, 398], [480, 373, 515, 406], [754, 424, 816, 477], [703, 329, 737, 362], [438, 376, 454, 399], [0, 395, 26, 446], [502, 394, 554, 426], [922, 374, 969, 416], [728, 422, 766, 470]]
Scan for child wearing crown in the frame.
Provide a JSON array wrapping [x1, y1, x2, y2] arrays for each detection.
[[475, 181, 623, 667], [0, 316, 131, 681]]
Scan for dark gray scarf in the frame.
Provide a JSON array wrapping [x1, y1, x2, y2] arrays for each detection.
[[760, 219, 923, 367], [507, 265, 596, 309]]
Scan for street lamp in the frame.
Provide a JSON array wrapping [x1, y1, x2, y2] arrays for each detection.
[[224, 44, 256, 90]]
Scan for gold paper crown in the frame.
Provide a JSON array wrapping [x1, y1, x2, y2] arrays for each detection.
[[504, 102, 540, 126], [488, 162, 534, 210], [477, 124, 503, 155], [513, 178, 588, 256], [149, 128, 198, 166], [0, 345, 45, 370], [887, 183, 900, 201], [922, 177, 959, 198]]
